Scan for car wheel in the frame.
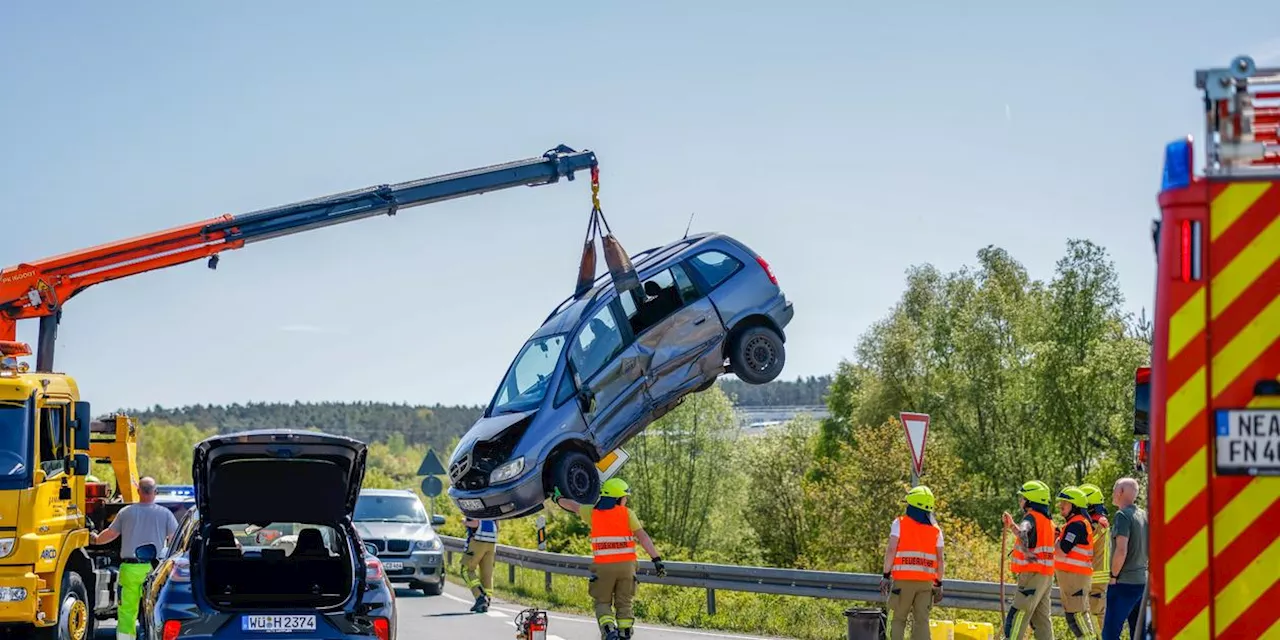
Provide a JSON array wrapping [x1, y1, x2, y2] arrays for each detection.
[[37, 570, 92, 640], [729, 325, 786, 384], [552, 450, 600, 504]]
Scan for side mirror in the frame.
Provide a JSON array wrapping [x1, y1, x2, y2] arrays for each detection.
[[431, 515, 446, 526], [73, 401, 91, 450], [135, 543, 158, 563], [72, 453, 90, 477]]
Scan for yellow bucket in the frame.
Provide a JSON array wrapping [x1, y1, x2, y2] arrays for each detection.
[[929, 619, 955, 640], [952, 620, 994, 640]]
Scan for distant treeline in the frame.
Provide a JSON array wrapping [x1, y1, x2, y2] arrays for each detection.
[[117, 376, 831, 450]]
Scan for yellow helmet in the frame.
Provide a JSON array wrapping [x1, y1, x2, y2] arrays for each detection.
[[1078, 483, 1105, 506], [600, 478, 630, 499], [904, 485, 936, 512], [1057, 486, 1089, 509], [1018, 480, 1051, 506]]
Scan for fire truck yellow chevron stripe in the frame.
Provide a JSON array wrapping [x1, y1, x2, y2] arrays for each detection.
[[1168, 288, 1206, 359], [1210, 214, 1280, 319], [1211, 182, 1271, 241], [1214, 479, 1280, 555], [1165, 446, 1207, 523], [1211, 295, 1280, 397], [1265, 614, 1280, 640], [1172, 608, 1210, 640], [1166, 367, 1206, 442], [1166, 526, 1209, 603], [1215, 537, 1280, 635]]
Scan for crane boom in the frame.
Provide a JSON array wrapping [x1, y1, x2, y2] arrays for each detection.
[[0, 144, 598, 370]]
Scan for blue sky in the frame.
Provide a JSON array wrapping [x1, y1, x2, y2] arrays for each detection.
[[3, 2, 1279, 410]]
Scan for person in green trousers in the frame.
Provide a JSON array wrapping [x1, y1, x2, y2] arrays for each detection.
[[92, 477, 178, 640]]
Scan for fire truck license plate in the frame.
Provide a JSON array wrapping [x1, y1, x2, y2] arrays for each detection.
[[241, 615, 316, 632], [1215, 409, 1280, 475]]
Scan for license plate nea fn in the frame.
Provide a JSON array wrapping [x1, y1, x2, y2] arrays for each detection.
[[1215, 409, 1280, 475], [241, 614, 317, 633]]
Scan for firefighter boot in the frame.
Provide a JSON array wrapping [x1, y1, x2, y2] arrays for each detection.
[[601, 622, 621, 640], [470, 591, 489, 613]]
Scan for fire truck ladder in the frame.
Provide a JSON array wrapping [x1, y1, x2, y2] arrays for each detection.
[[1196, 55, 1280, 176]]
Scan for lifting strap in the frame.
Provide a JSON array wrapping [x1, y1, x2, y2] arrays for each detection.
[[574, 165, 638, 297]]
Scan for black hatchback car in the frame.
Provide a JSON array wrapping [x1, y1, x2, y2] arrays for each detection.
[[137, 430, 397, 640]]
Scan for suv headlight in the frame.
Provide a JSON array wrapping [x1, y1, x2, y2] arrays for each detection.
[[0, 538, 13, 558], [489, 457, 525, 484], [414, 538, 443, 552]]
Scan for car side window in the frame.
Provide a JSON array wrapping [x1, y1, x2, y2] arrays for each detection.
[[38, 406, 67, 478], [554, 368, 578, 406], [569, 304, 625, 383], [688, 250, 743, 289], [619, 267, 695, 337]]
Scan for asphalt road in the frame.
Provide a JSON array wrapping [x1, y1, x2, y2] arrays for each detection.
[[92, 580, 792, 639]]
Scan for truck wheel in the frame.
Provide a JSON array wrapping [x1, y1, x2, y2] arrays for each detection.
[[551, 450, 600, 504], [39, 570, 92, 640], [728, 326, 785, 384]]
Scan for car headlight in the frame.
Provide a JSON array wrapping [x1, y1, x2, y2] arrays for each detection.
[[489, 457, 525, 484], [414, 538, 443, 551], [0, 538, 14, 558]]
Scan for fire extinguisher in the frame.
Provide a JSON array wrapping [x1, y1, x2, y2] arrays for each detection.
[[515, 609, 548, 640]]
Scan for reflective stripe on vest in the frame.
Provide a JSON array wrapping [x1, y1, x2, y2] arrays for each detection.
[[590, 505, 637, 564], [1010, 510, 1055, 575], [890, 516, 941, 582], [1054, 514, 1094, 575], [474, 520, 499, 543], [1091, 517, 1111, 583]]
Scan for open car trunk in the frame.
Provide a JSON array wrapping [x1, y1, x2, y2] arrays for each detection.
[[191, 430, 368, 611], [200, 524, 355, 609]]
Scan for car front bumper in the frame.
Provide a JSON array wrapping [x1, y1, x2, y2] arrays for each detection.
[[377, 550, 445, 584], [449, 468, 546, 520]]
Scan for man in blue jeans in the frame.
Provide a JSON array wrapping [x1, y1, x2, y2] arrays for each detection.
[[1103, 478, 1147, 640]]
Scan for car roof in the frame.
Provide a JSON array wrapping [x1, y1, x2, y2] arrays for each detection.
[[532, 232, 729, 338]]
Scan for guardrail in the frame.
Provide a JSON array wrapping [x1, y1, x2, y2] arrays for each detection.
[[439, 536, 1066, 616]]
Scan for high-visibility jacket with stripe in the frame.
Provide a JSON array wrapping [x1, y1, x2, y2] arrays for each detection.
[[474, 520, 499, 543], [1089, 515, 1110, 584], [1010, 510, 1055, 575], [590, 505, 637, 564], [1053, 514, 1094, 575], [890, 516, 941, 582]]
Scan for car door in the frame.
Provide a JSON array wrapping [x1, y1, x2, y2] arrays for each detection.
[[568, 298, 648, 451], [621, 265, 727, 411]]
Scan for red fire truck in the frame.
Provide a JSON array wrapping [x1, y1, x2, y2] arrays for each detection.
[[1134, 54, 1280, 639]]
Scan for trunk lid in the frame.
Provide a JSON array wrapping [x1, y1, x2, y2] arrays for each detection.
[[192, 430, 366, 525]]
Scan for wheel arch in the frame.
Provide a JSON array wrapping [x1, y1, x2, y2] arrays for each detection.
[[727, 313, 786, 348]]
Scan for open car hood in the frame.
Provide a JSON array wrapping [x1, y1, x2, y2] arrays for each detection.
[[453, 410, 536, 456], [192, 430, 367, 525]]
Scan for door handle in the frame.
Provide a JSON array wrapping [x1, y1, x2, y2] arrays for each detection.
[[693, 317, 707, 326]]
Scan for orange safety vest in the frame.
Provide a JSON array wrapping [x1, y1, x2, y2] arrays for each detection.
[[1054, 514, 1094, 575], [1010, 510, 1055, 575], [589, 505, 637, 564], [890, 516, 941, 582]]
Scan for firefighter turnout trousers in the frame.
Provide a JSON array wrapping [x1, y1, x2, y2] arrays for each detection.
[[463, 540, 496, 598], [888, 580, 935, 640]]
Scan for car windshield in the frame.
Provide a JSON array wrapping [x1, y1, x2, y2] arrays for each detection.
[[489, 334, 566, 415], [354, 494, 429, 523], [221, 522, 339, 551], [0, 402, 31, 479]]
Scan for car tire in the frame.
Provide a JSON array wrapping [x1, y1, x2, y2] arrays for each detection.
[[551, 450, 600, 504], [422, 575, 445, 596], [728, 325, 786, 384], [38, 569, 92, 640]]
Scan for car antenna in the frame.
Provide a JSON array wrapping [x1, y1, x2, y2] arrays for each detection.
[[683, 212, 695, 239]]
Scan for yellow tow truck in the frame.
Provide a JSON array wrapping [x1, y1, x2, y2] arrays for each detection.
[[0, 340, 140, 639]]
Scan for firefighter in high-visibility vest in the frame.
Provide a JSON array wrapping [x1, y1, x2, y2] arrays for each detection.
[[555, 479, 666, 640], [1054, 486, 1097, 639], [1078, 483, 1111, 633], [462, 518, 499, 613], [879, 485, 945, 640], [1002, 480, 1055, 640]]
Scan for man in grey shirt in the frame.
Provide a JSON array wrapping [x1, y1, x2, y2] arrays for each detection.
[[1102, 477, 1148, 640], [93, 477, 178, 640]]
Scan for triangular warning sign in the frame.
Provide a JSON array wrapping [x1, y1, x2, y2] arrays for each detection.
[[899, 412, 930, 475], [417, 448, 447, 476]]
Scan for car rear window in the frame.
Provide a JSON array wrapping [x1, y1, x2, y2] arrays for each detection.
[[689, 250, 742, 288]]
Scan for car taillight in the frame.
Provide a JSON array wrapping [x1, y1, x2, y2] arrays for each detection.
[[169, 554, 191, 582], [756, 256, 778, 285], [372, 617, 391, 640], [162, 620, 181, 640], [365, 556, 384, 581]]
